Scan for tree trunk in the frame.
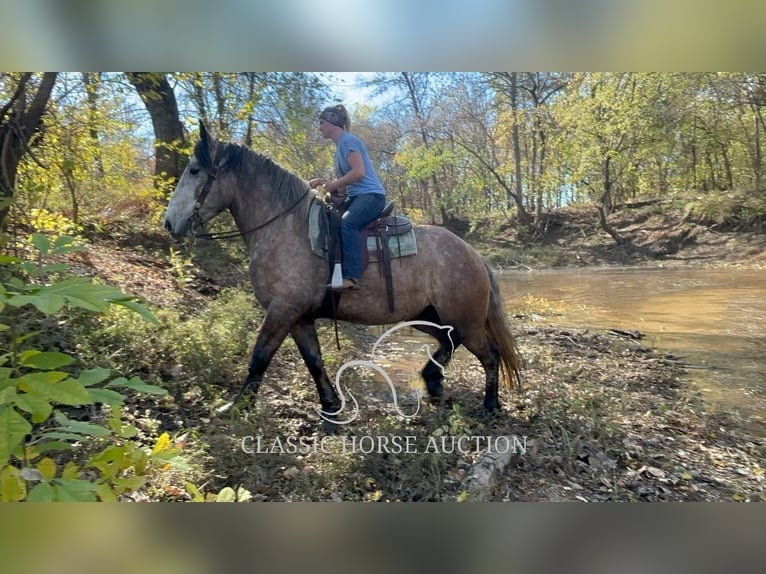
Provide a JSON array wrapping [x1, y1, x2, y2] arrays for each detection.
[[212, 73, 229, 137], [401, 73, 447, 223], [754, 108, 762, 190], [0, 72, 58, 228], [82, 72, 105, 181], [598, 156, 629, 245], [126, 73, 186, 195], [509, 72, 533, 225], [190, 72, 210, 128], [535, 114, 547, 221], [244, 73, 256, 148], [596, 204, 629, 245]]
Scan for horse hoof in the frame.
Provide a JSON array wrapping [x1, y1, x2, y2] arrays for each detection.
[[429, 395, 453, 409], [428, 395, 445, 407], [425, 382, 444, 400], [322, 418, 340, 435]]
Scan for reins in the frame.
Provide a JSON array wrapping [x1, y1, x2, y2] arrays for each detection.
[[191, 170, 310, 240]]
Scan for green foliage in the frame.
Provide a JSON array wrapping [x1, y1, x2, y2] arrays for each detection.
[[79, 288, 262, 388], [14, 74, 156, 228], [395, 141, 459, 182], [3, 234, 156, 323], [0, 233, 190, 501], [686, 189, 766, 228], [168, 246, 195, 289]]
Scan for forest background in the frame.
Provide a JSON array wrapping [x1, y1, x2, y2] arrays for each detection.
[[3, 72, 766, 240]]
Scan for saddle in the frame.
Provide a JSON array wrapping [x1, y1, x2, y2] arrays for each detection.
[[310, 196, 416, 313]]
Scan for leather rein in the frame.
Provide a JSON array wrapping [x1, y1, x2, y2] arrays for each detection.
[[190, 163, 310, 241]]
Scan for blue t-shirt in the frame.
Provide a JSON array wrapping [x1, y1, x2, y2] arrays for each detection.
[[334, 132, 385, 197]]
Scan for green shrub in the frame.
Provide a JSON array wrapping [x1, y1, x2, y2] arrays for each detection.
[[0, 233, 189, 501], [78, 288, 263, 390], [687, 189, 766, 228]]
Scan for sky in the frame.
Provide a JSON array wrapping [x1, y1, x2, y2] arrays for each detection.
[[324, 73, 381, 108]]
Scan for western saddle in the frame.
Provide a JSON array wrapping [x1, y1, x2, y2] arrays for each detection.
[[322, 195, 412, 313]]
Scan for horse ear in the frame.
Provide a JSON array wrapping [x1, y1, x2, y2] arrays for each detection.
[[199, 121, 217, 161], [199, 121, 211, 146]]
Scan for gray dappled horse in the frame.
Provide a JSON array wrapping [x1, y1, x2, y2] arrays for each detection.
[[163, 124, 522, 430]]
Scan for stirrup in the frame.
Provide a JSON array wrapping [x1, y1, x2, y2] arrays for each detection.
[[329, 278, 361, 291]]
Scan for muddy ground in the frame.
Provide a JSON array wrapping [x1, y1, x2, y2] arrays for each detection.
[[60, 204, 765, 501]]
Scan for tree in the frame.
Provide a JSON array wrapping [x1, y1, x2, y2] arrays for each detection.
[[487, 73, 570, 219], [445, 75, 533, 224], [553, 73, 659, 244], [368, 73, 459, 224], [126, 73, 186, 195], [0, 73, 58, 228]]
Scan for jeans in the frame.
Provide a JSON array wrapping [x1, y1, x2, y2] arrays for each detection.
[[341, 193, 386, 280]]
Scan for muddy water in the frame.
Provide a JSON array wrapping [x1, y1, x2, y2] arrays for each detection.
[[498, 267, 766, 431]]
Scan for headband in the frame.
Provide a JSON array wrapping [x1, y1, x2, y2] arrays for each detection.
[[319, 107, 345, 128]]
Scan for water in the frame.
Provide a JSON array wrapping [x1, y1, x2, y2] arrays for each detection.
[[498, 267, 766, 431]]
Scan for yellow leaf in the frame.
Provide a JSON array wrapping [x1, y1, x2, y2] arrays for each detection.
[[0, 465, 27, 502], [36, 457, 57, 481], [112, 476, 147, 494], [151, 432, 171, 456], [216, 487, 236, 502], [732, 493, 746, 502], [62, 461, 79, 480], [95, 484, 118, 502], [185, 481, 205, 502]]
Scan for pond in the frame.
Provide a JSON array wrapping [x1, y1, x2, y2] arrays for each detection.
[[498, 267, 766, 432]]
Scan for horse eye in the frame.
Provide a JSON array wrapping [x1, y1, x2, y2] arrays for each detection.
[[190, 167, 200, 176]]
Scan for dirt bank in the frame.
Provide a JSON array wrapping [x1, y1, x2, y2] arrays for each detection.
[[474, 201, 766, 270]]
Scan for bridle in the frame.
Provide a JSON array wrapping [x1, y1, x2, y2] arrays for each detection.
[[189, 158, 310, 241], [189, 165, 218, 235]]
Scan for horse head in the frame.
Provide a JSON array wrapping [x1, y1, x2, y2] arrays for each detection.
[[163, 122, 229, 238]]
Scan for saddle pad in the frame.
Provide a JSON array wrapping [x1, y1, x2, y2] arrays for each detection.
[[308, 200, 418, 260]]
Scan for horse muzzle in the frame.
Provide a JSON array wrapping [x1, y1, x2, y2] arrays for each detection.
[[163, 216, 193, 239]]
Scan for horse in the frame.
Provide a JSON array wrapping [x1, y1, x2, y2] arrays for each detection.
[[162, 123, 522, 430]]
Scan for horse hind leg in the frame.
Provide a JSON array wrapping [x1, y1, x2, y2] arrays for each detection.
[[413, 314, 462, 403], [481, 345, 502, 412], [421, 338, 456, 402], [461, 331, 502, 413]]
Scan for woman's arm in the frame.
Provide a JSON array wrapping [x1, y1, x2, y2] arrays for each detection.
[[308, 150, 364, 192], [327, 151, 365, 192]]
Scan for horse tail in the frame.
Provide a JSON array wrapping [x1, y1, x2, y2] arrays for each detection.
[[484, 261, 523, 390]]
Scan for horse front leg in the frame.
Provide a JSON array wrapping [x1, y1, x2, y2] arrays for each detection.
[[290, 319, 342, 433], [227, 305, 296, 408]]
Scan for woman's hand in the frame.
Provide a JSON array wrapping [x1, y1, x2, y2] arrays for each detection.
[[310, 177, 344, 193], [308, 177, 328, 189]]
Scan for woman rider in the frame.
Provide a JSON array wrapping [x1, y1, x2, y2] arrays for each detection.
[[308, 104, 386, 291]]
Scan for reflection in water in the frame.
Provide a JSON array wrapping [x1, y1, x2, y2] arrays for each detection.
[[498, 267, 766, 431]]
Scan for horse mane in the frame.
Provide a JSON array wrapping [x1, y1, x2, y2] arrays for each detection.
[[195, 138, 309, 211]]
